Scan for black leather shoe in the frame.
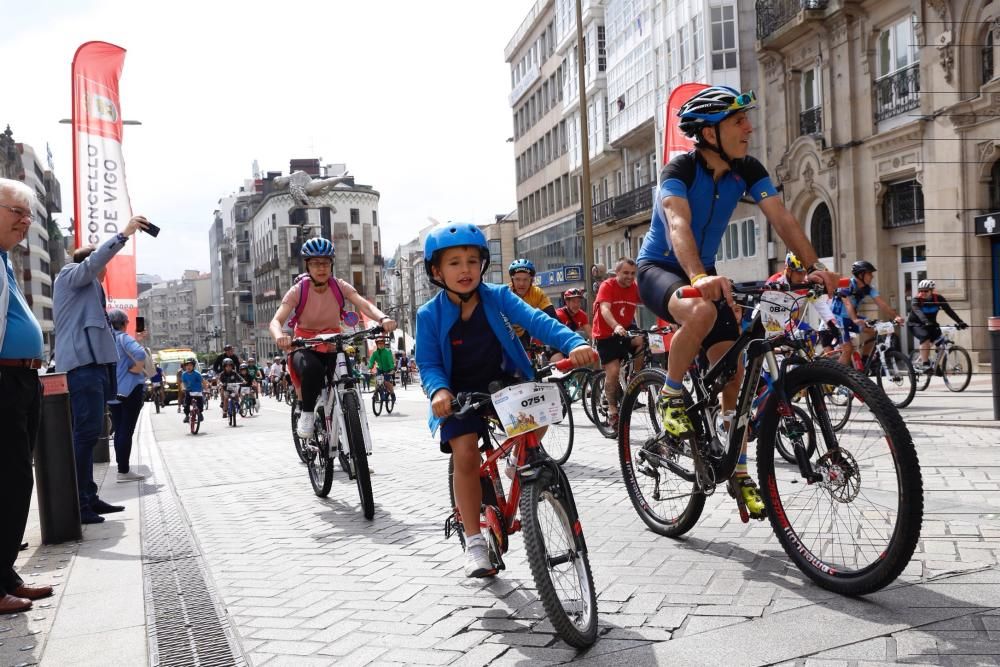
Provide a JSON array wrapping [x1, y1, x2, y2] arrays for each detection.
[[19, 542, 28, 551], [81, 510, 106, 524], [92, 499, 125, 514]]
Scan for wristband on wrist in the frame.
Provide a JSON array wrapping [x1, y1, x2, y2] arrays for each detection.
[[689, 273, 708, 284], [115, 232, 128, 244]]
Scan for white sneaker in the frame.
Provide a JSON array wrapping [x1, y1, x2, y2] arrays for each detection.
[[117, 471, 145, 483], [463, 537, 496, 578], [296, 411, 316, 439]]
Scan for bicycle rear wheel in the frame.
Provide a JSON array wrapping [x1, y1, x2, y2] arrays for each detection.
[[942, 345, 972, 392], [343, 392, 374, 519], [520, 471, 598, 648], [618, 368, 705, 537], [909, 350, 932, 391], [291, 401, 309, 464], [875, 350, 916, 409], [307, 407, 334, 497], [540, 384, 574, 465], [386, 391, 395, 414], [757, 358, 922, 595]]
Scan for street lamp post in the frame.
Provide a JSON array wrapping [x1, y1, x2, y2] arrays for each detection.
[[576, 0, 596, 311], [394, 268, 407, 352]]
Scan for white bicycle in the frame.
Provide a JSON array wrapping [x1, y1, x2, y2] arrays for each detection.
[[291, 324, 384, 518]]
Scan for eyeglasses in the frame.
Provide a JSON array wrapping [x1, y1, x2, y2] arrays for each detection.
[[0, 204, 33, 220], [727, 90, 757, 111]]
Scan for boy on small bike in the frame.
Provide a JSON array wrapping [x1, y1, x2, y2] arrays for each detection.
[[416, 224, 593, 578], [217, 358, 243, 416], [179, 358, 205, 423]]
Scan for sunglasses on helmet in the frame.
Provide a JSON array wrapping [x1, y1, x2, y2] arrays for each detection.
[[727, 90, 757, 111]]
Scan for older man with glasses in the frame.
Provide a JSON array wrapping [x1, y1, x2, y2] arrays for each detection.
[[0, 178, 54, 614]]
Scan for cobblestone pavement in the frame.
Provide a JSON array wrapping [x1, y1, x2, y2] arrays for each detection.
[[134, 379, 1000, 666]]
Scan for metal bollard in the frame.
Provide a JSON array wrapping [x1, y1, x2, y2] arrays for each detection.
[[989, 317, 1000, 420], [93, 406, 111, 463], [35, 373, 83, 544]]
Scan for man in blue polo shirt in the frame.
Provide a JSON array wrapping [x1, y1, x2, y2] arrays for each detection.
[[0, 178, 54, 614], [635, 86, 838, 521]]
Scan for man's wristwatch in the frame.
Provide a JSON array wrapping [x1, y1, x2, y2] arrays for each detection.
[[806, 261, 828, 273]]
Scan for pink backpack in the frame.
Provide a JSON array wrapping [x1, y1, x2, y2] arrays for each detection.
[[286, 274, 346, 330]]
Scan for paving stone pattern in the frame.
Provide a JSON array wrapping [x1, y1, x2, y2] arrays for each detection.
[[142, 386, 1000, 666]]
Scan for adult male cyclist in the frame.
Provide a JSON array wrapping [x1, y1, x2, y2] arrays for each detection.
[[212, 344, 241, 375], [830, 260, 904, 367], [635, 85, 839, 520], [508, 258, 563, 361], [907, 279, 968, 370], [367, 337, 397, 399]]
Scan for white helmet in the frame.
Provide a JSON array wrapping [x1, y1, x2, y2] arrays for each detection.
[[918, 279, 935, 290]]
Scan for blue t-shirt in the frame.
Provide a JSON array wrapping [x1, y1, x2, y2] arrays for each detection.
[[831, 277, 878, 319], [151, 368, 163, 383], [180, 370, 203, 393], [637, 151, 778, 271], [449, 302, 503, 393], [0, 250, 44, 360]]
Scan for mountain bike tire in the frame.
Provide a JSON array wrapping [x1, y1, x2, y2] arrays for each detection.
[[520, 471, 598, 648], [757, 358, 922, 596], [343, 392, 374, 519], [618, 368, 705, 537], [874, 350, 916, 409], [942, 345, 972, 392]]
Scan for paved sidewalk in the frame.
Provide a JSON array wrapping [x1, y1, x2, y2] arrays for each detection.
[[4, 375, 999, 666]]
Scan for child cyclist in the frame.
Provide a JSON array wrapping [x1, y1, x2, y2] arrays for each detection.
[[179, 357, 205, 423], [217, 358, 243, 416], [416, 224, 595, 578]]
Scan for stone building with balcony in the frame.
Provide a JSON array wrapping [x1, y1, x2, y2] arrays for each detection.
[[137, 270, 212, 352], [755, 0, 997, 359]]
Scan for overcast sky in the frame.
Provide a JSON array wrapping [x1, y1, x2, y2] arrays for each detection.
[[1, 0, 535, 279]]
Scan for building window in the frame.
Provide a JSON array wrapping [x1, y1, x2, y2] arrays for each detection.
[[989, 161, 1000, 211], [741, 219, 756, 257], [710, 5, 737, 70], [800, 68, 822, 136], [874, 15, 920, 122], [678, 25, 688, 71], [983, 28, 994, 86], [372, 210, 378, 226], [597, 25, 606, 72], [691, 14, 703, 64], [882, 180, 924, 228], [810, 202, 834, 258], [350, 208, 360, 224]]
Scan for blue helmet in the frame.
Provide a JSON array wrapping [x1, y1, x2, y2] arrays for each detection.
[[508, 258, 535, 277], [423, 223, 490, 280], [301, 237, 335, 258], [678, 86, 757, 139]]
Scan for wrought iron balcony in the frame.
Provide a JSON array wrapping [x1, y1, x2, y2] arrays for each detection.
[[593, 197, 615, 225], [799, 106, 822, 136], [756, 0, 828, 41], [873, 63, 920, 123], [611, 184, 654, 222]]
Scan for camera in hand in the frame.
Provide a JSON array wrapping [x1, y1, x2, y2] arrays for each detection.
[[141, 221, 160, 237]]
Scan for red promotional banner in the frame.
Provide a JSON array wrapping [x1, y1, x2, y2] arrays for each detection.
[[662, 82, 708, 165], [71, 41, 137, 334]]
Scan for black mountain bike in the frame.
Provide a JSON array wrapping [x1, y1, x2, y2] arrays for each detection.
[[618, 281, 923, 595]]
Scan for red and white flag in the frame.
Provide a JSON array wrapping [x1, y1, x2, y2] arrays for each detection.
[[662, 82, 708, 164], [71, 41, 138, 332]]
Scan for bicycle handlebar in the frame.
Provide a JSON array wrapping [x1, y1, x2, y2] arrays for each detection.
[[675, 276, 851, 302], [291, 325, 387, 348]]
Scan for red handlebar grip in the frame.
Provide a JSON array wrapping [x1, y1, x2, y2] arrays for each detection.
[[555, 358, 575, 372], [675, 286, 702, 299], [837, 276, 851, 289]]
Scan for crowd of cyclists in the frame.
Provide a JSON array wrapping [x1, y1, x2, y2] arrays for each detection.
[[140, 86, 968, 594]]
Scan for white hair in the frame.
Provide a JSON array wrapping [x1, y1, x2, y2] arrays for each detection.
[[0, 178, 37, 207]]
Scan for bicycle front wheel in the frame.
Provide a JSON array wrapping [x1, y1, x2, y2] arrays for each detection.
[[580, 371, 599, 425], [519, 472, 598, 648], [343, 392, 374, 519], [619, 368, 705, 537], [758, 359, 922, 595], [589, 371, 617, 439], [876, 350, 916, 409], [540, 384, 574, 465], [942, 346, 972, 392], [371, 391, 383, 416], [190, 410, 200, 435]]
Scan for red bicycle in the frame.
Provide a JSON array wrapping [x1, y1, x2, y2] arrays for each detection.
[[444, 356, 599, 649]]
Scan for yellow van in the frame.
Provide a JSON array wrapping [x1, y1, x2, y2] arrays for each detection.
[[154, 348, 197, 404]]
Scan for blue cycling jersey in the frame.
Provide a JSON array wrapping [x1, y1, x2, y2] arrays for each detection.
[[637, 151, 778, 271], [830, 277, 878, 319]]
